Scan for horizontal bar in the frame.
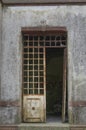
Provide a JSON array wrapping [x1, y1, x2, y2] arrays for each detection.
[[24, 70, 44, 71], [23, 46, 66, 48], [23, 40, 66, 42], [23, 82, 44, 83], [22, 27, 67, 34], [23, 52, 43, 54], [23, 64, 43, 66], [23, 76, 44, 78], [23, 58, 43, 60], [23, 88, 44, 90]]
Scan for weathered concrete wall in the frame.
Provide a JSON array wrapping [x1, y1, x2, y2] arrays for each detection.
[[0, 2, 2, 105], [0, 5, 86, 124]]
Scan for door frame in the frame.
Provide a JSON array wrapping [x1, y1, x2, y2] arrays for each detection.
[[21, 27, 67, 123]]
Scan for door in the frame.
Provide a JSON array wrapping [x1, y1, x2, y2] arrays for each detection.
[[22, 34, 46, 122], [22, 30, 67, 123], [62, 48, 67, 122]]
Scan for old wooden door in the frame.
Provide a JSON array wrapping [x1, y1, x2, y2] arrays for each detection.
[[22, 34, 46, 122], [22, 28, 67, 123], [62, 48, 67, 122]]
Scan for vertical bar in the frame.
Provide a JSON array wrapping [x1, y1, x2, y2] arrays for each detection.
[[62, 48, 67, 122], [28, 35, 29, 94], [38, 36, 40, 94], [44, 47, 46, 121], [33, 37, 34, 94]]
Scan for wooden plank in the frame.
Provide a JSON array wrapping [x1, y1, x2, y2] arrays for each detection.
[[62, 48, 67, 122]]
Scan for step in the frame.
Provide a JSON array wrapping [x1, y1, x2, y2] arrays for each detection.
[[19, 123, 70, 130]]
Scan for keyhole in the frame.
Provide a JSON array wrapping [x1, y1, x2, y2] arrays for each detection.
[[32, 107, 35, 110]]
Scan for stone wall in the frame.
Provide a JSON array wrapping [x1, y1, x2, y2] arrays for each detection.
[[0, 5, 86, 124]]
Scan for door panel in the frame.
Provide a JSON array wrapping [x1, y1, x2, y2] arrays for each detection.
[[23, 95, 45, 122], [22, 33, 67, 123], [62, 48, 67, 122], [22, 35, 46, 122]]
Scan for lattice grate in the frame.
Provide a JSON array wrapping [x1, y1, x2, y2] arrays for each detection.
[[23, 34, 67, 95]]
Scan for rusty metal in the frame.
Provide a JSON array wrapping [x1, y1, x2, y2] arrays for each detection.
[[1, 0, 86, 6]]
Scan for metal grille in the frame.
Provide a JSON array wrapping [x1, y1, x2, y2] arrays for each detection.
[[23, 34, 66, 95], [23, 34, 67, 47]]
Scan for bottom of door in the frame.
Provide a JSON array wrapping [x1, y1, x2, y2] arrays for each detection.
[[23, 95, 46, 122]]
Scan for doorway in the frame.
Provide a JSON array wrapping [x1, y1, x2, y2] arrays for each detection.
[[22, 28, 67, 123], [46, 48, 66, 122]]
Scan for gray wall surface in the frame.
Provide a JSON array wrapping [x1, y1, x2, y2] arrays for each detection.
[[0, 2, 2, 104], [0, 5, 86, 124]]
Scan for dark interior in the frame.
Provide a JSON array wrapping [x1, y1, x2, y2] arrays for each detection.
[[46, 48, 64, 121]]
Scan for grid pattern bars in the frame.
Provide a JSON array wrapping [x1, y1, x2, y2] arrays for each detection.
[[23, 33, 66, 95], [23, 36, 45, 95], [23, 34, 67, 47]]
